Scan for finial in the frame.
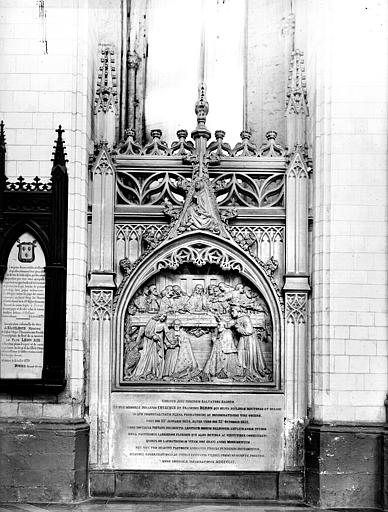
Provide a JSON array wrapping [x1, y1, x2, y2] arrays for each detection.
[[192, 82, 211, 143], [266, 130, 278, 142], [51, 125, 68, 168], [286, 49, 308, 114], [0, 120, 6, 152], [194, 82, 209, 129]]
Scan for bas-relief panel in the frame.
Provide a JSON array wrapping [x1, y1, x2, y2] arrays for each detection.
[[121, 269, 274, 385]]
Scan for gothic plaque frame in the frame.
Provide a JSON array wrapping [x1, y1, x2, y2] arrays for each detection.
[[0, 124, 68, 393], [113, 231, 284, 393]]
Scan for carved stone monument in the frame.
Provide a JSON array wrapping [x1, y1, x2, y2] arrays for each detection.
[[88, 82, 310, 499]]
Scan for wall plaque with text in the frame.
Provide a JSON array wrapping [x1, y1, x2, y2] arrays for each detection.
[[112, 392, 284, 471], [0, 123, 68, 392], [0, 233, 45, 379]]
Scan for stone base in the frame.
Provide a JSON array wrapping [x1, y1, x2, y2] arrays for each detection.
[[305, 422, 385, 510], [89, 470, 303, 501], [384, 427, 388, 511], [0, 418, 89, 502]]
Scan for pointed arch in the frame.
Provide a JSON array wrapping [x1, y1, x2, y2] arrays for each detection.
[[0, 220, 49, 279], [113, 231, 284, 389]]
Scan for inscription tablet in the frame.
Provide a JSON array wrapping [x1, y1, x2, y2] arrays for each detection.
[[0, 233, 45, 379], [112, 392, 284, 471]]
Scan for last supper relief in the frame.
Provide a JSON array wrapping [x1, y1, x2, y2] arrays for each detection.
[[122, 269, 273, 384]]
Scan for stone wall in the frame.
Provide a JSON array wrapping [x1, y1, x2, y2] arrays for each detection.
[[0, 0, 98, 501], [307, 0, 388, 426], [305, 0, 388, 508], [0, 419, 89, 502], [246, 0, 290, 148], [0, 0, 93, 419]]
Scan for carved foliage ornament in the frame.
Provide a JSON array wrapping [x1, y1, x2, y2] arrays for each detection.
[[116, 169, 284, 209], [156, 245, 243, 273], [5, 176, 52, 192], [116, 128, 285, 159]]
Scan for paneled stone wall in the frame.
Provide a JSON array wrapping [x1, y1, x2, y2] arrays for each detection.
[[0, 0, 94, 420]]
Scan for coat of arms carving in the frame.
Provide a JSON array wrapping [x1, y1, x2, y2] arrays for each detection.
[[17, 239, 37, 263]]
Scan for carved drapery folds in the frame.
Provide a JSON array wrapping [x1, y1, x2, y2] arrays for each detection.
[[122, 269, 274, 385]]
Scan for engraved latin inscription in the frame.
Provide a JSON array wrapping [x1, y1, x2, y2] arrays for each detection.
[[0, 233, 45, 379], [112, 393, 284, 471]]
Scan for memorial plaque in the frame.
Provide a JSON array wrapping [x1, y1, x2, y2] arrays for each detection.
[[0, 233, 46, 379], [112, 392, 284, 471]]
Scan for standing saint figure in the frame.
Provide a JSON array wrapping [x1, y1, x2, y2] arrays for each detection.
[[163, 320, 181, 377], [203, 318, 242, 379], [171, 320, 198, 378], [230, 307, 270, 380], [132, 313, 168, 379]]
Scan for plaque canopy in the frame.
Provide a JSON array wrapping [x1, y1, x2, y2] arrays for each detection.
[[88, 35, 311, 487], [111, 84, 283, 391], [0, 122, 69, 393]]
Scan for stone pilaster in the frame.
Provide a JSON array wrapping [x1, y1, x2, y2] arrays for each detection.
[[283, 148, 310, 469], [88, 143, 116, 467]]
